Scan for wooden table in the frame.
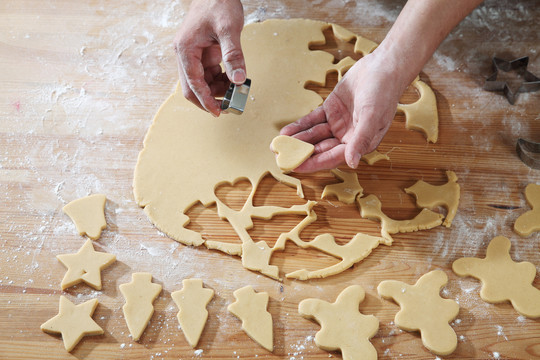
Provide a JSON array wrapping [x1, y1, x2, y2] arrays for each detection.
[[1, 0, 539, 359]]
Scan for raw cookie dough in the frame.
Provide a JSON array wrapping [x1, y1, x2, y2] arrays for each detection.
[[63, 194, 107, 240], [514, 183, 540, 237], [378, 270, 459, 356], [228, 285, 273, 352], [298, 285, 379, 360], [404, 170, 460, 227], [41, 296, 103, 352], [171, 279, 214, 348], [452, 236, 540, 318], [357, 194, 444, 244], [322, 169, 363, 204], [270, 135, 314, 172], [56, 239, 116, 290], [361, 150, 390, 165], [133, 19, 439, 279], [119, 273, 162, 341]]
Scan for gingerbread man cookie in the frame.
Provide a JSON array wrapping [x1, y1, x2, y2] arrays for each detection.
[[452, 236, 540, 318], [378, 270, 459, 355]]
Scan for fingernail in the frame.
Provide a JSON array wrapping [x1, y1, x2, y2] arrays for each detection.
[[232, 69, 246, 84], [351, 153, 361, 168]]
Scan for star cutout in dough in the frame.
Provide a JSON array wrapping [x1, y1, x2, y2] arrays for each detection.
[[41, 296, 103, 352], [57, 239, 116, 290]]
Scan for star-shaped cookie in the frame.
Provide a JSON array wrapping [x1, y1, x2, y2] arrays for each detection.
[[41, 296, 103, 352], [57, 239, 116, 290]]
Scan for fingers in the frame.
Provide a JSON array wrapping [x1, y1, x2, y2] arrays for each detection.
[[218, 25, 246, 85], [280, 107, 328, 137], [294, 144, 346, 173]]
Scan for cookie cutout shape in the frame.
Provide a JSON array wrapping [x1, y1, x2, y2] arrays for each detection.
[[63, 194, 107, 240], [514, 183, 540, 237], [299, 285, 379, 360], [378, 270, 459, 356], [357, 194, 444, 244], [397, 77, 439, 143], [322, 169, 363, 204], [171, 279, 214, 348], [452, 236, 540, 318], [404, 170, 460, 227], [228, 286, 273, 352], [362, 150, 390, 165], [119, 273, 162, 341], [56, 239, 116, 290], [270, 135, 315, 172], [41, 296, 103, 352]]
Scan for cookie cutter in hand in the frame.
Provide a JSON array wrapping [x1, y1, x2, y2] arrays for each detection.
[[221, 78, 252, 115], [483, 56, 540, 105], [516, 138, 540, 169]]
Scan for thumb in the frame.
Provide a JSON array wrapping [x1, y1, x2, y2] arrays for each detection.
[[219, 32, 247, 85], [344, 131, 372, 169]]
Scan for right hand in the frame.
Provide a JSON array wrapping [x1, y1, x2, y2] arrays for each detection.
[[174, 0, 246, 116]]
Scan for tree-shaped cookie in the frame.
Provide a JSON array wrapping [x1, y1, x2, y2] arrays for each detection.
[[171, 279, 214, 348], [56, 239, 116, 290], [270, 135, 314, 172], [119, 273, 162, 341], [63, 194, 107, 240], [298, 285, 379, 360], [514, 183, 540, 237], [377, 270, 459, 355], [227, 285, 273, 352], [41, 296, 103, 352], [452, 236, 540, 318], [322, 169, 363, 204]]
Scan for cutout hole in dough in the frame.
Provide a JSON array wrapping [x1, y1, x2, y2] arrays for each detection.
[[304, 70, 339, 101], [248, 214, 311, 249], [252, 174, 307, 208], [185, 202, 240, 245], [309, 26, 362, 64], [214, 178, 253, 212], [270, 238, 340, 275], [399, 83, 421, 105]]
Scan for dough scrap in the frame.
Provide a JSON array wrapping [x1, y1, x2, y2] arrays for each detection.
[[56, 239, 116, 290], [41, 296, 103, 352], [119, 273, 162, 341], [227, 286, 273, 352], [377, 270, 459, 356], [397, 76, 439, 143], [452, 236, 540, 318], [514, 183, 540, 237], [270, 135, 314, 172], [171, 279, 214, 348], [298, 285, 379, 360], [361, 150, 390, 165], [63, 194, 107, 240], [322, 169, 363, 204], [404, 170, 460, 227], [357, 194, 444, 244]]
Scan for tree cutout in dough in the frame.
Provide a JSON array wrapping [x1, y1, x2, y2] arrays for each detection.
[[404, 170, 460, 227], [362, 150, 390, 165], [514, 183, 540, 237], [397, 76, 439, 143], [378, 270, 459, 356], [119, 273, 162, 341], [41, 296, 103, 352], [63, 194, 107, 240], [357, 194, 444, 244], [299, 285, 379, 360], [56, 239, 116, 290], [452, 236, 540, 318], [322, 169, 363, 204], [270, 135, 314, 172], [228, 286, 273, 352], [171, 279, 214, 348]]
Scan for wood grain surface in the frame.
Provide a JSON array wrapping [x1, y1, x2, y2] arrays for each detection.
[[1, 0, 539, 359]]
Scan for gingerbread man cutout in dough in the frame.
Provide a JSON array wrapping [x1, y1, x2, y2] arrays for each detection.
[[298, 285, 379, 360], [514, 183, 540, 237], [452, 236, 540, 318], [377, 270, 459, 356]]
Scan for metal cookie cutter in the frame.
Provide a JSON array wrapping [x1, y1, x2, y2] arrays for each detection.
[[221, 78, 251, 114], [484, 56, 540, 105], [516, 138, 540, 169]]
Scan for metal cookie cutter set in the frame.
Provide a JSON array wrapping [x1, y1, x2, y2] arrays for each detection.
[[221, 78, 252, 115], [517, 138, 540, 170]]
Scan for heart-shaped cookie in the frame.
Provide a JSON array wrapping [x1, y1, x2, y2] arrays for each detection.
[[270, 135, 314, 172]]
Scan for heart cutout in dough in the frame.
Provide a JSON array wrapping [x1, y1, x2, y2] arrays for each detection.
[[270, 135, 315, 172]]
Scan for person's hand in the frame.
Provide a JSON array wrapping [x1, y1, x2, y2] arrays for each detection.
[[280, 51, 406, 173], [174, 0, 246, 116]]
